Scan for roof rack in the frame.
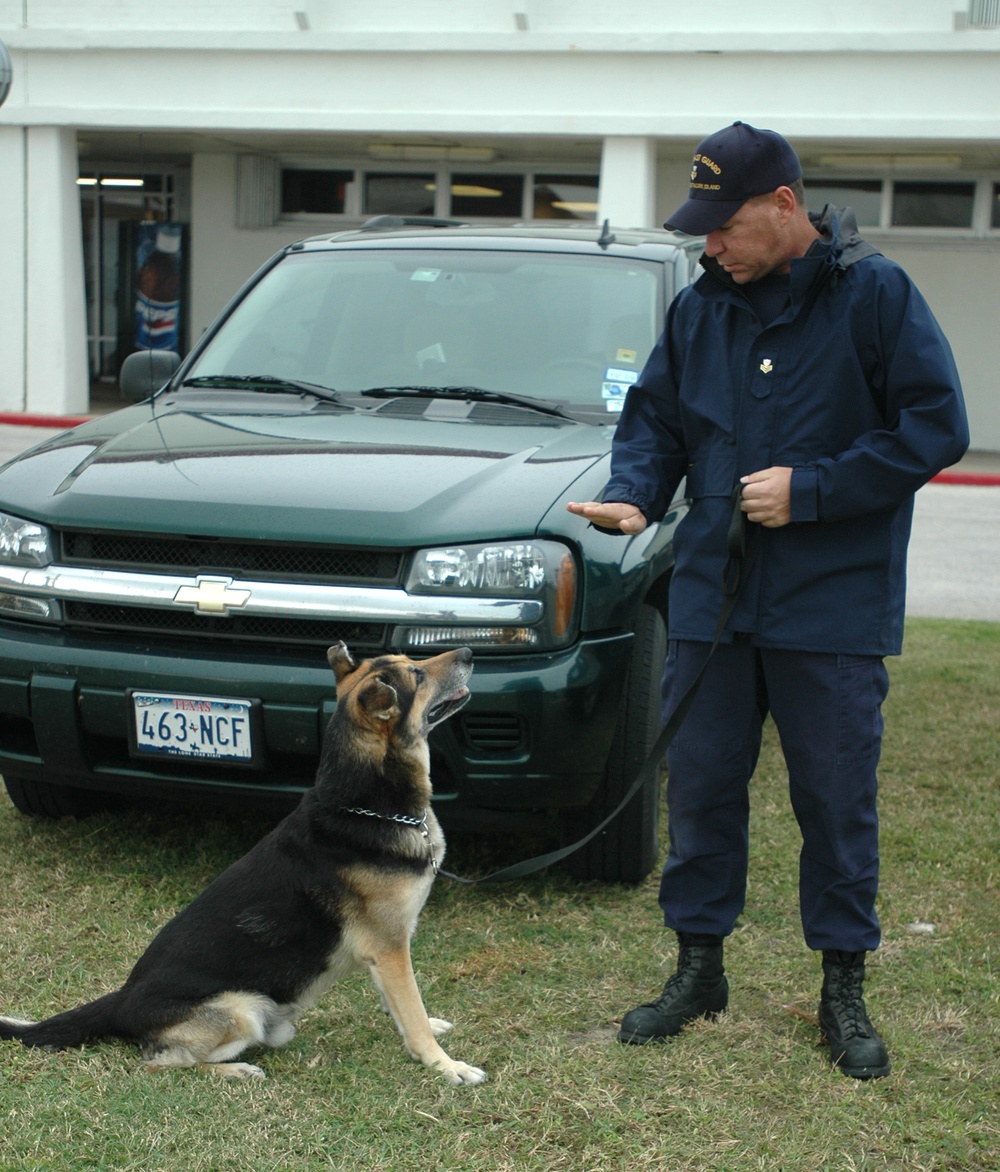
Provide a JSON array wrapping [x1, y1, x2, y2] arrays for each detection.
[[358, 215, 470, 232]]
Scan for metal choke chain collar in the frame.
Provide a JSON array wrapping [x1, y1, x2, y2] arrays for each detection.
[[340, 806, 437, 870]]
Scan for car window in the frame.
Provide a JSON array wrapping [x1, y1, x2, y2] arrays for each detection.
[[185, 249, 663, 414]]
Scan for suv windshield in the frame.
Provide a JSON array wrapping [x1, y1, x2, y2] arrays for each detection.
[[185, 248, 663, 414]]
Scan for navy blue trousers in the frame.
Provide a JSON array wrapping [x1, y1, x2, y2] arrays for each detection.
[[658, 640, 888, 952]]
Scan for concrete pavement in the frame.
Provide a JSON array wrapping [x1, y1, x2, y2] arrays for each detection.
[[0, 420, 997, 622], [0, 423, 68, 464], [904, 481, 1000, 621]]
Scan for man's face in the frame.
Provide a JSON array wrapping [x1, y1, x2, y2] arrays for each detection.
[[703, 193, 793, 284]]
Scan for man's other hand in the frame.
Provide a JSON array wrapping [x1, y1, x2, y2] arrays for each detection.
[[739, 466, 793, 527]]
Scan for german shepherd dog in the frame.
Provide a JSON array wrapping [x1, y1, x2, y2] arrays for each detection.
[[0, 643, 486, 1085]]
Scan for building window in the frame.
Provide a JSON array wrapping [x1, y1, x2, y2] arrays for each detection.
[[533, 174, 599, 221], [891, 181, 976, 228], [803, 176, 992, 231], [279, 164, 604, 224], [364, 172, 436, 217], [282, 169, 352, 215], [449, 173, 524, 218], [803, 179, 881, 226]]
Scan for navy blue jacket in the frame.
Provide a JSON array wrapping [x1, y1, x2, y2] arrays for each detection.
[[604, 207, 969, 655]]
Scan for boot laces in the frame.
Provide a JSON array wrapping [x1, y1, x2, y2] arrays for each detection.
[[651, 946, 705, 1008], [827, 965, 874, 1039]]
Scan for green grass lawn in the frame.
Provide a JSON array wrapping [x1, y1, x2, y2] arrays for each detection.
[[0, 618, 997, 1171]]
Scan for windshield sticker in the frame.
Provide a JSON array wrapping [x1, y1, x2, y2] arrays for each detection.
[[416, 342, 447, 367], [605, 367, 639, 384], [606, 398, 625, 413], [410, 269, 441, 282], [615, 348, 638, 364], [602, 380, 630, 404]]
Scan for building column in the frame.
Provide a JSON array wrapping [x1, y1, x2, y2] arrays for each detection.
[[597, 136, 657, 230], [24, 126, 89, 415], [0, 126, 27, 412]]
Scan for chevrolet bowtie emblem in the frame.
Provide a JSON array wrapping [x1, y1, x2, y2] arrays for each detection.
[[760, 358, 774, 374], [173, 576, 251, 615]]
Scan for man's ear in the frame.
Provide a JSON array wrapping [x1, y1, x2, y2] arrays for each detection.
[[773, 185, 799, 221]]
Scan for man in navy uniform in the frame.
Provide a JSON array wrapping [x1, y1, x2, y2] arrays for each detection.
[[568, 121, 968, 1078]]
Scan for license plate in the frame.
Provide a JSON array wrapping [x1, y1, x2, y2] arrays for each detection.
[[128, 690, 260, 765]]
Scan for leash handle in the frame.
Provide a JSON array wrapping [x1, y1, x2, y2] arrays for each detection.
[[441, 486, 758, 885]]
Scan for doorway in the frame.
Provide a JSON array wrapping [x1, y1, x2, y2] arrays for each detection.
[[79, 168, 187, 410]]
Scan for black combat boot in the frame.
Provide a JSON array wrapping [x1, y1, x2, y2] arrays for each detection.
[[818, 950, 891, 1079], [618, 932, 728, 1045]]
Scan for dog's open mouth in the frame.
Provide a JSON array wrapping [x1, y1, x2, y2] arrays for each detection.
[[426, 687, 471, 727]]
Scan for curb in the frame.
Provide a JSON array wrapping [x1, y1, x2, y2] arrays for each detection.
[[0, 412, 94, 428], [931, 471, 1000, 487]]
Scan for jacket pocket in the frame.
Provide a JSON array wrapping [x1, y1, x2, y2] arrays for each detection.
[[684, 451, 738, 500]]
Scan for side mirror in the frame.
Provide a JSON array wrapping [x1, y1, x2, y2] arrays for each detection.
[[119, 350, 181, 402]]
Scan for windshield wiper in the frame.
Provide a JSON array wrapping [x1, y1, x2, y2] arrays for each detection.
[[359, 385, 576, 420], [180, 375, 344, 404]]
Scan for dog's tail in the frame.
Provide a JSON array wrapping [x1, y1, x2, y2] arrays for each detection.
[[0, 989, 127, 1049]]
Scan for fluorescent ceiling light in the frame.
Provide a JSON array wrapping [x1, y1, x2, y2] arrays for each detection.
[[423, 184, 504, 198], [77, 177, 145, 187], [551, 201, 599, 212], [450, 185, 503, 198]]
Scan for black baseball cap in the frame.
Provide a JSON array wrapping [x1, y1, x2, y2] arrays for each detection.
[[664, 121, 803, 236]]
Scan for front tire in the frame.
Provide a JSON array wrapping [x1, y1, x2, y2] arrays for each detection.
[[563, 602, 667, 883], [2, 774, 118, 819]]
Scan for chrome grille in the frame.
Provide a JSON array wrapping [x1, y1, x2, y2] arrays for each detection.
[[54, 528, 401, 653]]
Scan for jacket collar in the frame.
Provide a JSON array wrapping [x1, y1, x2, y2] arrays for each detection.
[[695, 203, 880, 306]]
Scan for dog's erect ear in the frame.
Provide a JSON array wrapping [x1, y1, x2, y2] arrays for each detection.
[[327, 642, 356, 682], [359, 678, 399, 723]]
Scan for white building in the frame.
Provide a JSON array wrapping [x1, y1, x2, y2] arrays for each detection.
[[1, 1, 999, 447]]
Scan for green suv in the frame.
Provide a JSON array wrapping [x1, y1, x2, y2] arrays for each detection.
[[0, 219, 697, 882]]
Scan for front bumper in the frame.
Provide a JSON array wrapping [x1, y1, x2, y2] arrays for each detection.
[[0, 621, 633, 815]]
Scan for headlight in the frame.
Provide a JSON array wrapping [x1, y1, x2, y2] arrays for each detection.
[[0, 512, 53, 566], [409, 543, 547, 595], [0, 512, 60, 622], [398, 539, 578, 652]]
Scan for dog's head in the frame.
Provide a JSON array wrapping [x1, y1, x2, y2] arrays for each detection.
[[327, 643, 473, 743]]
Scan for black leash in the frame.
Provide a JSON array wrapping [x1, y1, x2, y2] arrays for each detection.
[[440, 486, 758, 885]]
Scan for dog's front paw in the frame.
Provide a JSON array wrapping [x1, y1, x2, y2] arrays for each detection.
[[428, 1017, 454, 1037], [438, 1059, 488, 1087]]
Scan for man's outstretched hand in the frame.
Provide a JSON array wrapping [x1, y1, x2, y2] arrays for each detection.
[[566, 500, 648, 535]]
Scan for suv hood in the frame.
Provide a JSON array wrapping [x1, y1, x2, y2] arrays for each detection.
[[0, 395, 613, 545]]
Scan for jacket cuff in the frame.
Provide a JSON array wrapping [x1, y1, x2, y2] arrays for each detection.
[[602, 487, 653, 520], [790, 466, 819, 523]]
